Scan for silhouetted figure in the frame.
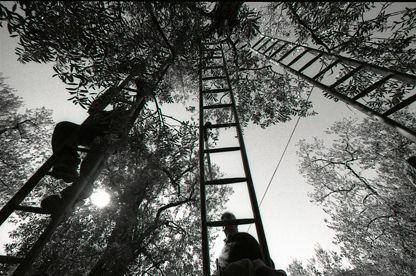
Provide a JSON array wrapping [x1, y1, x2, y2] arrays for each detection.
[[40, 79, 152, 214], [40, 113, 120, 213], [206, 2, 243, 36], [221, 211, 238, 241], [216, 212, 287, 276]]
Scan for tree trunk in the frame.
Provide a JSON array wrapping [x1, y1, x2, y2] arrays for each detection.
[[88, 184, 146, 276]]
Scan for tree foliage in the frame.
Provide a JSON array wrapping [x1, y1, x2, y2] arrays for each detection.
[[261, 2, 416, 112], [297, 114, 416, 275], [3, 109, 231, 275], [0, 74, 54, 206], [287, 245, 380, 276], [0, 1, 313, 125]]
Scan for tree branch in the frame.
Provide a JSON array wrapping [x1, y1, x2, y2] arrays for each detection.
[[237, 65, 272, 72], [144, 3, 175, 59], [0, 119, 36, 136], [366, 214, 392, 230], [319, 183, 356, 202], [285, 3, 332, 53]]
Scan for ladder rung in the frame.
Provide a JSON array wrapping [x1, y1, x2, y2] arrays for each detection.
[[207, 218, 255, 227], [204, 40, 225, 45], [257, 37, 272, 52], [312, 59, 340, 80], [251, 36, 267, 49], [0, 255, 24, 264], [203, 65, 224, 70], [204, 147, 240, 154], [269, 43, 288, 58], [14, 205, 50, 214], [123, 87, 139, 93], [203, 55, 222, 59], [203, 103, 232, 109], [202, 48, 220, 52], [383, 93, 416, 116], [77, 146, 90, 153], [299, 53, 324, 73], [263, 40, 280, 55], [205, 177, 247, 185], [287, 49, 309, 67], [205, 123, 237, 129], [202, 88, 230, 94], [352, 74, 394, 100], [278, 45, 299, 61], [330, 65, 364, 88], [202, 76, 227, 81]]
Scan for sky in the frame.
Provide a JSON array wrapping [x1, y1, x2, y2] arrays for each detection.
[[0, 2, 393, 273]]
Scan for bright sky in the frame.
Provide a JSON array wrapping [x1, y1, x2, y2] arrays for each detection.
[[0, 3, 377, 272]]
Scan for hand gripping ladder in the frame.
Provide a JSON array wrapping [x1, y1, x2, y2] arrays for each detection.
[[249, 33, 416, 143], [0, 71, 151, 275], [198, 38, 272, 275]]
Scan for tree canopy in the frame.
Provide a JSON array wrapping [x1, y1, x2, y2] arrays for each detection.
[[0, 74, 54, 206], [1, 1, 416, 275], [0, 1, 312, 127], [298, 113, 416, 275]]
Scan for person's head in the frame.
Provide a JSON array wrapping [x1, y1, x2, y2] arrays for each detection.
[[221, 211, 238, 239]]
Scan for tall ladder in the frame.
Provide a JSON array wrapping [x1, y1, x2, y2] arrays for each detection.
[[248, 33, 416, 143], [198, 38, 272, 275], [0, 72, 150, 275]]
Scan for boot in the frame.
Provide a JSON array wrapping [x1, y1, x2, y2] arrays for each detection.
[[49, 165, 79, 183], [49, 150, 81, 183], [40, 195, 62, 214]]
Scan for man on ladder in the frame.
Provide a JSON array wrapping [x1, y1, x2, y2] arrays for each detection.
[[41, 78, 152, 214], [215, 212, 287, 276]]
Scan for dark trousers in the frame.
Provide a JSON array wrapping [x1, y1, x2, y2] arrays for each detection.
[[52, 121, 98, 168], [51, 121, 100, 199]]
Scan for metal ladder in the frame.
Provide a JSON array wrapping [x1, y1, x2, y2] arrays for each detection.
[[248, 33, 416, 143], [0, 73, 150, 275], [198, 38, 272, 275]]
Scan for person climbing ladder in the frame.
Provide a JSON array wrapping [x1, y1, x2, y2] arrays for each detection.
[[41, 78, 151, 214]]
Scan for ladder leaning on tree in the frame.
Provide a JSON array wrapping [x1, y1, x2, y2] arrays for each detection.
[[198, 37, 272, 276], [0, 67, 155, 275], [248, 32, 416, 143]]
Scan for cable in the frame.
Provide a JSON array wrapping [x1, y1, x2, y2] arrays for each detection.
[[248, 85, 314, 232]]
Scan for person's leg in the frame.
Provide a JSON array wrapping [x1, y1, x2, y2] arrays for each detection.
[[42, 122, 83, 213], [50, 121, 82, 183]]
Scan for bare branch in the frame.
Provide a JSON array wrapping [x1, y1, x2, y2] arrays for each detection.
[[144, 3, 175, 59], [0, 119, 36, 136], [366, 214, 392, 230], [285, 3, 332, 53]]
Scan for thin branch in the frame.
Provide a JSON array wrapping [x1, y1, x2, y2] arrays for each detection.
[[0, 177, 10, 188], [285, 3, 332, 53], [237, 65, 272, 72], [319, 183, 356, 201], [366, 214, 392, 230], [155, 196, 194, 220], [144, 3, 175, 59], [0, 119, 36, 136]]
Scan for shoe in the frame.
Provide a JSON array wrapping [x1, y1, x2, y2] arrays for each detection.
[[49, 166, 79, 183], [40, 195, 62, 214]]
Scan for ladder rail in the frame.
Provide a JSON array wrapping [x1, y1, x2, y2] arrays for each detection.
[[257, 34, 416, 85], [0, 74, 139, 227], [198, 41, 211, 276], [199, 38, 273, 275], [0, 73, 149, 274], [11, 95, 148, 275], [220, 41, 272, 267], [250, 34, 416, 143]]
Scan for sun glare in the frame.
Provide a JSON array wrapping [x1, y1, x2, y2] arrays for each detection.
[[90, 189, 111, 208]]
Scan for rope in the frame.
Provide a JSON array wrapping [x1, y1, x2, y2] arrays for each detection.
[[248, 85, 314, 232]]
